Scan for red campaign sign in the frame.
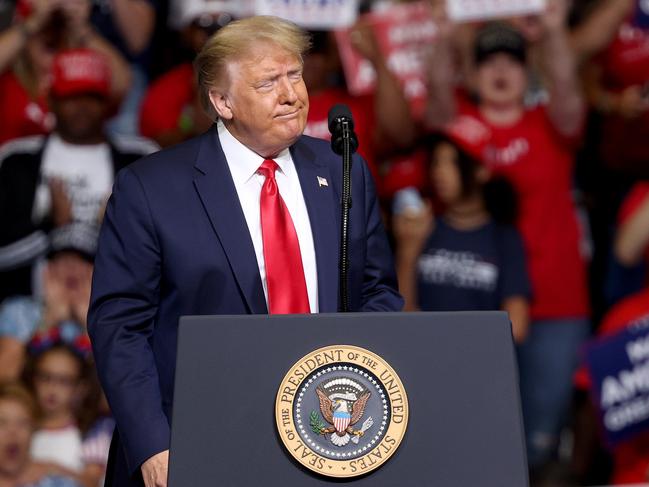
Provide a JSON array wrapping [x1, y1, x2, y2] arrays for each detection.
[[334, 2, 437, 120]]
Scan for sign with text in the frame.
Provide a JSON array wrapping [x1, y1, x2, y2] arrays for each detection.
[[447, 0, 545, 22], [586, 320, 649, 447], [335, 1, 437, 119], [254, 0, 359, 29]]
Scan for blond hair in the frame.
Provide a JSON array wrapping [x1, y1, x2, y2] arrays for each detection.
[[194, 15, 311, 120]]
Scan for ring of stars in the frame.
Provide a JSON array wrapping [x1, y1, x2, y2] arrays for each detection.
[[294, 364, 390, 460]]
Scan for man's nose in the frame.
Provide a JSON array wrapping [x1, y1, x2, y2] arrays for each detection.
[[278, 76, 298, 104]]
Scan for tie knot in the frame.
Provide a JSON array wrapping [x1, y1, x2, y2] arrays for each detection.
[[258, 159, 278, 179]]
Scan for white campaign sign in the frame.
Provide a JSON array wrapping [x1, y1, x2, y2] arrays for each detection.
[[254, 0, 360, 29], [447, 0, 546, 22]]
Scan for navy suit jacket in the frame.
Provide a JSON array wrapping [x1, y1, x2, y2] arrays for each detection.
[[88, 126, 402, 486]]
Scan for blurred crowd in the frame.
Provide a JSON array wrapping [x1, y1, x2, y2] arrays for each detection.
[[0, 0, 648, 485]]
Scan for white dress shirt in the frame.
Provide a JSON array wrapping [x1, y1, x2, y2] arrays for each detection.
[[217, 120, 319, 312]]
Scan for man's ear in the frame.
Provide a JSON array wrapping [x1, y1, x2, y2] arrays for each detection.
[[209, 89, 233, 120]]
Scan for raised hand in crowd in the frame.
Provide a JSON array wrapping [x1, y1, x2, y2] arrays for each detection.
[[60, 0, 92, 46], [69, 271, 91, 328], [537, 0, 584, 137], [59, 0, 133, 101], [348, 18, 416, 147], [42, 263, 73, 330], [570, 0, 635, 64], [392, 199, 433, 311], [49, 178, 73, 228], [110, 0, 156, 56], [425, 0, 459, 129], [0, 0, 66, 74]]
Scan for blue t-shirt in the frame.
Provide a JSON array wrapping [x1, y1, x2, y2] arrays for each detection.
[[416, 218, 530, 311]]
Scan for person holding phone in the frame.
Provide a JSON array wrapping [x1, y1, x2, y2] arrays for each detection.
[[393, 127, 530, 343]]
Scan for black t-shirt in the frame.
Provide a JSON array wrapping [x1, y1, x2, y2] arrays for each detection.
[[416, 218, 530, 312]]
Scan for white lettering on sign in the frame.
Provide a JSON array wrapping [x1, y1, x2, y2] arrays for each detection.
[[604, 395, 649, 432], [627, 334, 649, 364], [447, 0, 546, 23], [601, 360, 649, 408], [255, 0, 359, 29]]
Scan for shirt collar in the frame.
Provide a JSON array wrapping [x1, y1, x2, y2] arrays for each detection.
[[217, 120, 291, 185]]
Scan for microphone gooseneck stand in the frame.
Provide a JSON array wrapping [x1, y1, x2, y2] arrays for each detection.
[[339, 119, 353, 312], [328, 104, 358, 313]]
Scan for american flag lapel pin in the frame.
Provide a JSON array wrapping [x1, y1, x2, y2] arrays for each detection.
[[317, 176, 328, 187]]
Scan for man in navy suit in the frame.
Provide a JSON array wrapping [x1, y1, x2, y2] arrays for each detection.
[[88, 15, 402, 487]]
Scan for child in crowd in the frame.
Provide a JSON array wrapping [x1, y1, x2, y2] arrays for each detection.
[[26, 341, 89, 474], [0, 382, 81, 487], [393, 129, 530, 343]]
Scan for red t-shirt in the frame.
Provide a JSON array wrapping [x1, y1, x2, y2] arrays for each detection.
[[0, 71, 53, 145], [599, 23, 649, 169], [305, 87, 380, 192], [457, 99, 589, 319], [139, 63, 195, 140], [574, 289, 649, 484]]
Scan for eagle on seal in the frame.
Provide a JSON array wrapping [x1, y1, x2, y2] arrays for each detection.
[[315, 385, 371, 447]]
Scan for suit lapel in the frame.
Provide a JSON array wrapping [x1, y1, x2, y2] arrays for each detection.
[[291, 140, 340, 313], [193, 127, 267, 314]]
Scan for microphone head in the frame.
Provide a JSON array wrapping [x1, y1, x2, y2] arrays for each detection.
[[328, 103, 355, 133]]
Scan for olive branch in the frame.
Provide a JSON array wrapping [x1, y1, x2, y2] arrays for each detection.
[[310, 410, 326, 434]]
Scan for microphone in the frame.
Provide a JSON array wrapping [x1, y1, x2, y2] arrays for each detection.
[[328, 104, 358, 155], [327, 104, 358, 312]]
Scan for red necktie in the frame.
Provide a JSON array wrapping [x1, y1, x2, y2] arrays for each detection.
[[258, 159, 310, 314]]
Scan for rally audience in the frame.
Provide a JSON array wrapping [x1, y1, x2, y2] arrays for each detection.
[[0, 0, 132, 144], [139, 3, 229, 146], [426, 0, 590, 474], [0, 223, 97, 384], [303, 25, 416, 196], [0, 48, 157, 302]]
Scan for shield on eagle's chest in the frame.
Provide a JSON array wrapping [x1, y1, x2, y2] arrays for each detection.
[[333, 411, 351, 433]]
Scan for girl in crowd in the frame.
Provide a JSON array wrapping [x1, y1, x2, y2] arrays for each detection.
[[393, 130, 530, 343], [0, 382, 80, 487], [26, 341, 90, 474]]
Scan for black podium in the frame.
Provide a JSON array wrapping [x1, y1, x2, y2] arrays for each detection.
[[168, 312, 528, 486]]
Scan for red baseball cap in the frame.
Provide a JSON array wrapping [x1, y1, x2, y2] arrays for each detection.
[[441, 115, 491, 163], [50, 49, 111, 98]]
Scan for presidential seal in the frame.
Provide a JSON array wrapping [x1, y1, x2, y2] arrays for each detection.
[[275, 345, 408, 478]]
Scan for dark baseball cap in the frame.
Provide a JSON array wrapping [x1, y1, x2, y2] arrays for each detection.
[[48, 223, 99, 262], [474, 23, 527, 65]]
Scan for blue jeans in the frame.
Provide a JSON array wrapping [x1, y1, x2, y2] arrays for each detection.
[[516, 318, 590, 468]]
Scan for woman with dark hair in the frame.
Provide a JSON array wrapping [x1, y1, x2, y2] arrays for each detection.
[[393, 131, 531, 343]]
